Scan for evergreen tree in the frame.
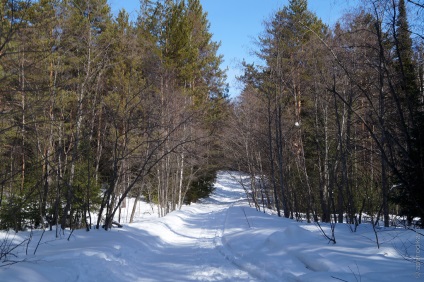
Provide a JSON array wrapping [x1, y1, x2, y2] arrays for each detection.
[[253, 0, 327, 219], [0, 0, 53, 230], [55, 0, 113, 230], [390, 0, 424, 227]]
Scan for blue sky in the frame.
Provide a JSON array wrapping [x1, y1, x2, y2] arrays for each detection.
[[108, 0, 357, 97]]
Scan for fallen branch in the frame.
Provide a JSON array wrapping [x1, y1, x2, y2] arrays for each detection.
[[1, 233, 29, 267]]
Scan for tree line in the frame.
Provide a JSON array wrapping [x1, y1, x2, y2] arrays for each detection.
[[222, 0, 424, 229], [1, 0, 423, 236], [0, 0, 228, 233]]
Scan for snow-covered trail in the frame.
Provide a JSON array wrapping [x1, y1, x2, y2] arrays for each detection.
[[121, 171, 256, 281], [0, 171, 257, 282], [1, 171, 421, 282]]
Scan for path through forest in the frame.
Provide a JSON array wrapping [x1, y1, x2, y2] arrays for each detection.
[[1, 171, 419, 281]]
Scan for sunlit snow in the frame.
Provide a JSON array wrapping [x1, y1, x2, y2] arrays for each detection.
[[0, 171, 422, 281]]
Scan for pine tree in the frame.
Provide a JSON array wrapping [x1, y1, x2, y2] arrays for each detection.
[[253, 0, 327, 219], [55, 0, 113, 230], [134, 0, 227, 215], [390, 0, 424, 227], [0, 0, 62, 231]]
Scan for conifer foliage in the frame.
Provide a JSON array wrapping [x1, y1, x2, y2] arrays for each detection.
[[0, 0, 227, 232], [224, 0, 424, 229]]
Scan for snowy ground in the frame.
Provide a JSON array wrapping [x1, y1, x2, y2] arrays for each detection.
[[0, 171, 422, 281]]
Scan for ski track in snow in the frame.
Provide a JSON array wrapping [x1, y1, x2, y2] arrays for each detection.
[[0, 172, 257, 282]]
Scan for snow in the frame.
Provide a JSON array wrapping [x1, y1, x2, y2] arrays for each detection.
[[1, 171, 422, 281]]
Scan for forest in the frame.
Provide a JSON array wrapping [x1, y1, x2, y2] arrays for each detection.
[[0, 0, 423, 235], [224, 0, 424, 231]]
